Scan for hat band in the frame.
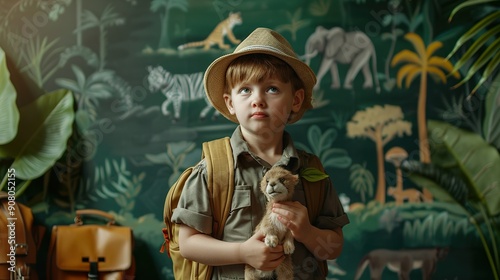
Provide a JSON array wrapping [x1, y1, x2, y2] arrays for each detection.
[[238, 45, 296, 58]]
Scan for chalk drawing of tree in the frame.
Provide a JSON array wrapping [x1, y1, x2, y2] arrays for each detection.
[[347, 104, 412, 204]]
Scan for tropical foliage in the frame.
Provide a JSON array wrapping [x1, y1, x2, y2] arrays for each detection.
[[0, 48, 75, 194], [0, 48, 19, 145], [447, 0, 500, 97], [349, 162, 374, 203], [402, 120, 500, 280], [295, 125, 352, 169]]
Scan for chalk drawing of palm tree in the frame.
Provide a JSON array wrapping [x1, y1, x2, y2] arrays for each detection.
[[392, 33, 460, 163], [77, 4, 125, 70], [391, 33, 460, 200], [151, 0, 189, 49]]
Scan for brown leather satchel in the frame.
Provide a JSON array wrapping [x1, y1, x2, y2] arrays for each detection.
[[0, 191, 42, 280], [47, 209, 135, 280]]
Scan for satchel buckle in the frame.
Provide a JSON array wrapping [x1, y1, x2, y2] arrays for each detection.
[[15, 243, 29, 256]]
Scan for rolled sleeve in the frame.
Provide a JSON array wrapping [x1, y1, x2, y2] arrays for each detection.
[[170, 160, 215, 235], [315, 178, 350, 229], [172, 208, 213, 234]]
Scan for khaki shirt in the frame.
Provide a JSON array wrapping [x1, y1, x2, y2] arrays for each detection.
[[171, 126, 349, 279]]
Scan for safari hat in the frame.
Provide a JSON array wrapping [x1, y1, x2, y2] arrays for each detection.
[[203, 27, 316, 124]]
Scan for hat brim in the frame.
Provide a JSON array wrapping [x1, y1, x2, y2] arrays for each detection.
[[204, 46, 316, 124]]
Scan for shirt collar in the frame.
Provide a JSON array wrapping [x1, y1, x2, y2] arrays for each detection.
[[229, 126, 300, 172]]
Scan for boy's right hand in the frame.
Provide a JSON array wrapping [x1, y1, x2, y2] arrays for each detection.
[[240, 231, 285, 271]]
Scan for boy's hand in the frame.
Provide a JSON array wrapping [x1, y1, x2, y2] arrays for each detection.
[[240, 231, 285, 270], [272, 201, 312, 243]]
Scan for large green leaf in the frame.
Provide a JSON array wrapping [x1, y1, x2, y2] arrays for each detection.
[[0, 48, 19, 144], [407, 174, 458, 204], [401, 160, 469, 206], [484, 73, 500, 149], [0, 89, 74, 180], [428, 120, 500, 216]]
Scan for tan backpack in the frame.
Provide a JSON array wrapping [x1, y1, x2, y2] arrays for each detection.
[[161, 137, 328, 279]]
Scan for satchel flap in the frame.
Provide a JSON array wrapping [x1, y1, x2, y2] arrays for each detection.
[[55, 225, 132, 272]]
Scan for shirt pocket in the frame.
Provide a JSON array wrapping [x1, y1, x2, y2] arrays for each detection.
[[231, 186, 251, 212], [224, 185, 252, 241]]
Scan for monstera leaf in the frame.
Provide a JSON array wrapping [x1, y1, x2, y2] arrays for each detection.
[[0, 48, 19, 144], [0, 89, 75, 181]]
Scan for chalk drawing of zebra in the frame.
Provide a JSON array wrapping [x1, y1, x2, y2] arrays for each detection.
[[147, 65, 219, 120]]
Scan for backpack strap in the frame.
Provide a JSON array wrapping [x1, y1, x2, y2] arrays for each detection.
[[202, 137, 234, 238], [301, 154, 327, 223], [201, 137, 234, 280], [299, 153, 328, 278]]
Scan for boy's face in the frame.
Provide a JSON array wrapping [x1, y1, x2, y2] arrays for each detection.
[[223, 76, 304, 136]]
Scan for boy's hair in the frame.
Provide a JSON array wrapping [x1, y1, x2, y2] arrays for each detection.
[[225, 54, 305, 94]]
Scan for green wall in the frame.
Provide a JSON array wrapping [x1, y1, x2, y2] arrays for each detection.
[[1, 0, 499, 279]]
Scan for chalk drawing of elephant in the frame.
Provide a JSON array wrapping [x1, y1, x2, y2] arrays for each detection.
[[302, 26, 380, 93]]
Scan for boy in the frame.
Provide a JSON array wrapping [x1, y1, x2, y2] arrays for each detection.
[[171, 27, 349, 279]]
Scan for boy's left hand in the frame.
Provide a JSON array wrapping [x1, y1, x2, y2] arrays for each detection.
[[272, 201, 312, 243]]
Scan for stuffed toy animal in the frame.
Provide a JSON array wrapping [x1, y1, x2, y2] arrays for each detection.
[[245, 166, 298, 280]]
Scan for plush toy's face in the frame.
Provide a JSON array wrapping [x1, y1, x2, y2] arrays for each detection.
[[260, 166, 299, 202]]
